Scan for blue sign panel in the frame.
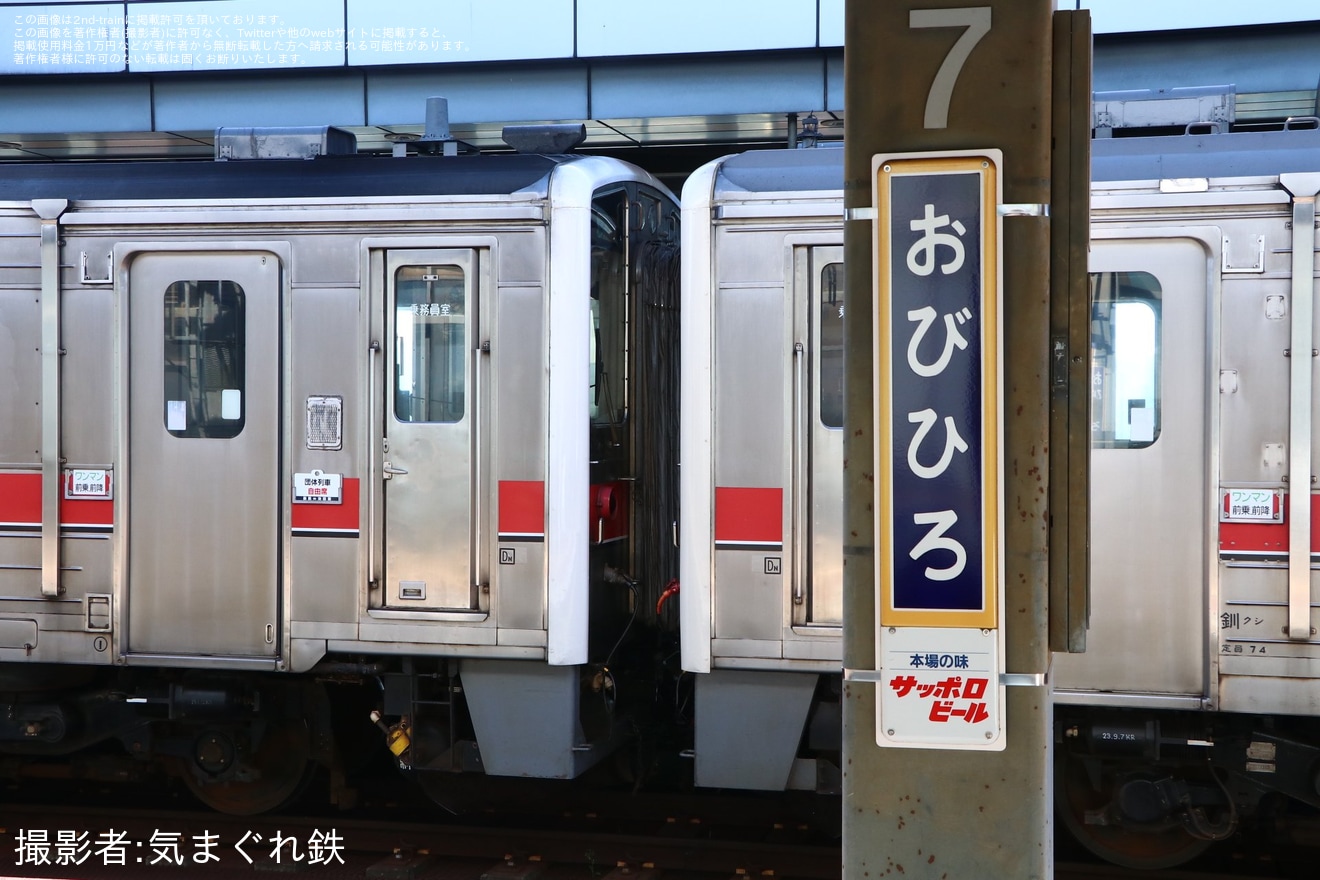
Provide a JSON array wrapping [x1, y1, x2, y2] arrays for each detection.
[[874, 152, 1001, 629]]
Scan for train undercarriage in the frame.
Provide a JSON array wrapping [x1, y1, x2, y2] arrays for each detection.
[[0, 635, 685, 817], [0, 665, 343, 814], [1055, 707, 1320, 868]]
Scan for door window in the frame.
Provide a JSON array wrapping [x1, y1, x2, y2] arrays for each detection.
[[1091, 271, 1161, 448], [590, 192, 628, 425], [163, 280, 245, 439], [394, 265, 466, 424], [819, 262, 845, 428]]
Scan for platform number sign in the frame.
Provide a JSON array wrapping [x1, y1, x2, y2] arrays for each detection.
[[872, 149, 1005, 750], [909, 7, 992, 129]]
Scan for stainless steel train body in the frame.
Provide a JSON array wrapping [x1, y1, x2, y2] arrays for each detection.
[[1056, 127, 1320, 867], [681, 127, 1320, 864], [680, 148, 845, 792], [0, 129, 680, 811]]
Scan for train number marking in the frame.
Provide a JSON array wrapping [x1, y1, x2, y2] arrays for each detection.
[[764, 557, 782, 575], [499, 548, 515, 565], [909, 6, 992, 129], [1098, 731, 1138, 742]]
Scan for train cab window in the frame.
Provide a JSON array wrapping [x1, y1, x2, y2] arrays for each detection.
[[394, 265, 466, 423], [163, 280, 245, 439], [590, 191, 628, 425], [1091, 271, 1161, 448], [819, 262, 845, 428]]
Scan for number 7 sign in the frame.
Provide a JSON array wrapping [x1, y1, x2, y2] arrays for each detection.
[[909, 7, 992, 129]]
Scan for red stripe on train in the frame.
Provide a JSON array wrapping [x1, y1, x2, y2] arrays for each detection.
[[1219, 494, 1320, 553], [0, 473, 40, 525], [291, 478, 360, 531], [1, 472, 368, 532], [714, 487, 783, 545], [0, 472, 113, 527], [499, 480, 545, 537]]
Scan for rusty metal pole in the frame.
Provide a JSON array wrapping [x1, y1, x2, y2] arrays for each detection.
[[843, 2, 1083, 876]]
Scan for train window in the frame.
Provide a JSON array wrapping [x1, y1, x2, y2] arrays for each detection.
[[590, 192, 628, 425], [163, 280, 245, 439], [1091, 271, 1161, 448], [819, 262, 845, 428], [394, 265, 466, 424]]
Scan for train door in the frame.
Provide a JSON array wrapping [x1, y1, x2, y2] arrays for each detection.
[[127, 252, 281, 657], [1052, 234, 1211, 696], [793, 247, 844, 627], [377, 250, 484, 612]]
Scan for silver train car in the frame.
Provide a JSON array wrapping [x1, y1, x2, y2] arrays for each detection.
[[680, 126, 1320, 866], [680, 148, 845, 793], [0, 122, 680, 813], [1057, 125, 1320, 868]]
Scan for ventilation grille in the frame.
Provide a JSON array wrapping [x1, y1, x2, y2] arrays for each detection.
[[306, 396, 343, 450]]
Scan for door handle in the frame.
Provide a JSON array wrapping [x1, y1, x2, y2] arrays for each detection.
[[792, 341, 805, 608], [383, 462, 409, 479]]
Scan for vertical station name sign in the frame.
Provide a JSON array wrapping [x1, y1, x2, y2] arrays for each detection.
[[873, 150, 1005, 750]]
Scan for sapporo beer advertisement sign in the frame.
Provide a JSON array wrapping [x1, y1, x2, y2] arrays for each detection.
[[872, 151, 1005, 750]]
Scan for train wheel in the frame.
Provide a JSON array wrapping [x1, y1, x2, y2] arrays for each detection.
[[409, 719, 483, 814], [1055, 751, 1213, 870], [415, 770, 477, 815], [181, 719, 313, 816]]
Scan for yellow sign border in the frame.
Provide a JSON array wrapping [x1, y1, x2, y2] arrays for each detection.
[[873, 151, 1002, 630]]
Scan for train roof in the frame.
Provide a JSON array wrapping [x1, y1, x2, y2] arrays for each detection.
[[706, 126, 1320, 197], [0, 152, 572, 202], [713, 145, 844, 196], [1091, 126, 1320, 182]]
